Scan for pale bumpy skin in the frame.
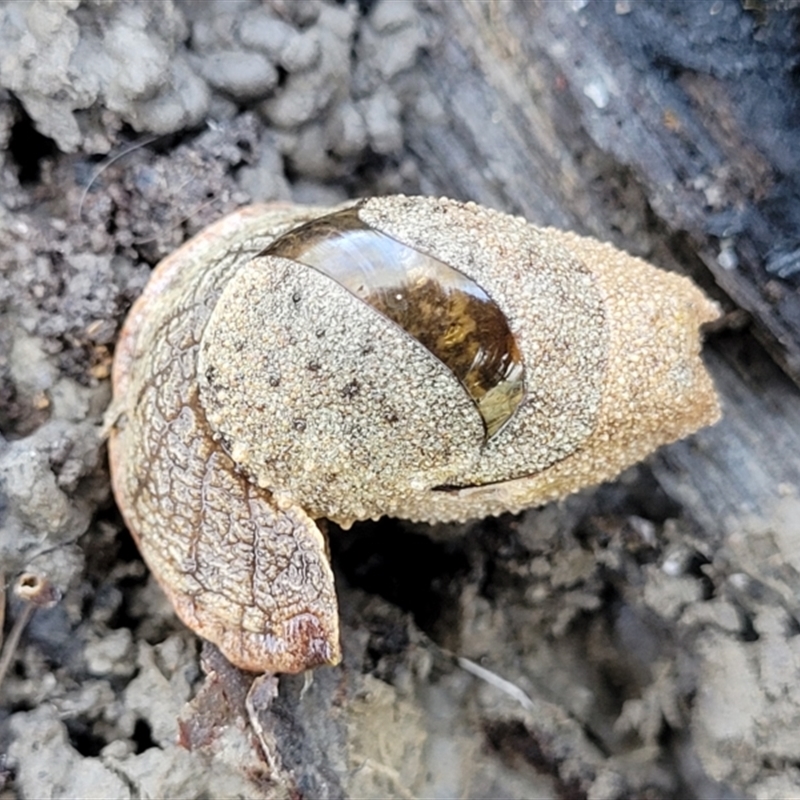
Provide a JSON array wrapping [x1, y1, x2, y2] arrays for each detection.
[[108, 196, 720, 673]]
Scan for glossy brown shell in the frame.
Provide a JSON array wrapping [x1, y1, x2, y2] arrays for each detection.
[[263, 206, 526, 439]]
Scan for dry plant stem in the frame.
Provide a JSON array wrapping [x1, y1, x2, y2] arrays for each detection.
[[0, 602, 35, 695], [0, 574, 60, 695], [15, 573, 61, 608]]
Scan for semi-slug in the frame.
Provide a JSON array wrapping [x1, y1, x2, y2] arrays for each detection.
[[107, 196, 720, 673]]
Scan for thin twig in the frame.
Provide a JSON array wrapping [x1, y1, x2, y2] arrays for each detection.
[[0, 574, 61, 696], [0, 603, 35, 695]]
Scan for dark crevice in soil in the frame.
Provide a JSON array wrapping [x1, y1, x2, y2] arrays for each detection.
[[330, 519, 470, 640], [132, 718, 156, 754], [66, 719, 107, 757], [8, 103, 58, 184]]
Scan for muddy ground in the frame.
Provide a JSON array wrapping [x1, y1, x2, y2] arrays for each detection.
[[1, 1, 800, 798]]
